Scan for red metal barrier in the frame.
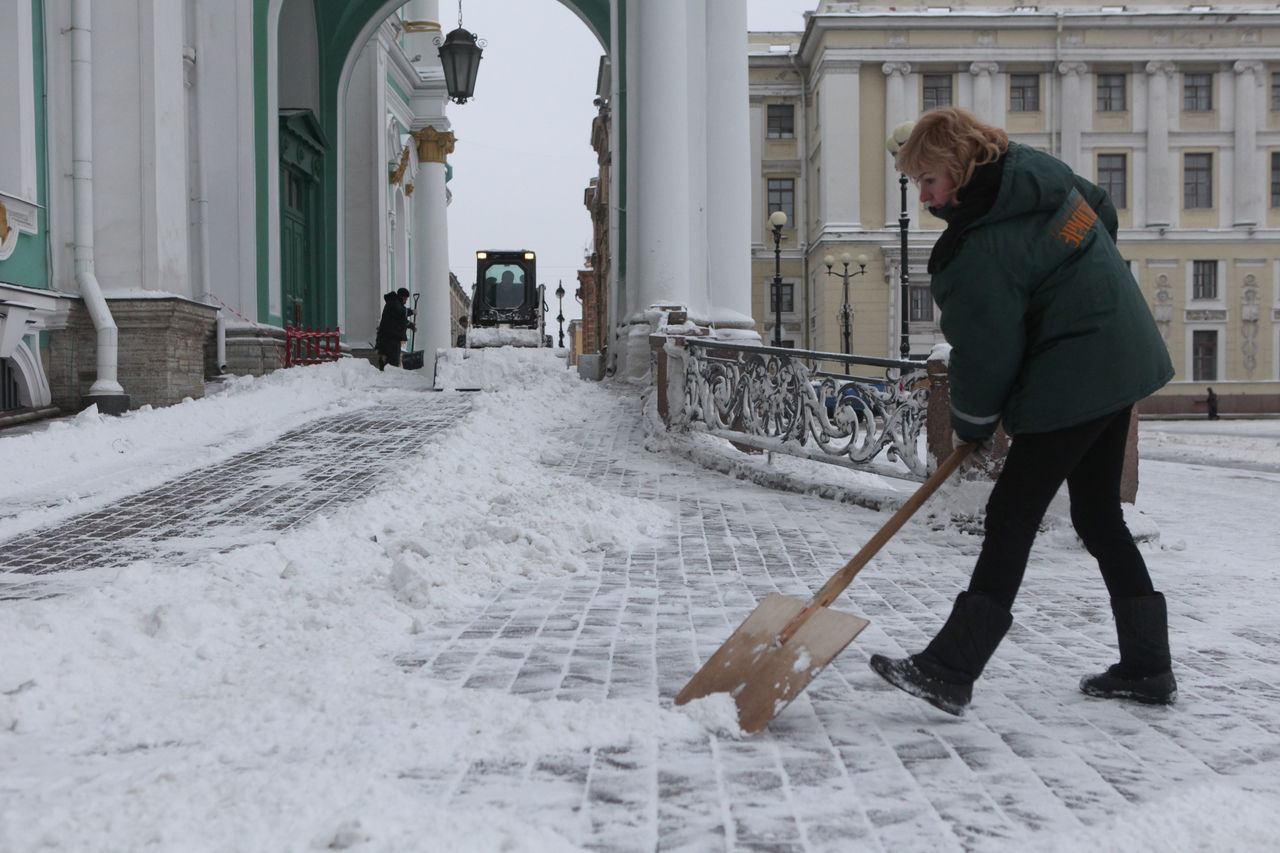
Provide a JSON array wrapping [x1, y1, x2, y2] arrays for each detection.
[[285, 327, 342, 367]]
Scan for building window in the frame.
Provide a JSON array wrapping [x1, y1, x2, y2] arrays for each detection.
[[922, 74, 953, 110], [1009, 74, 1040, 111], [909, 284, 934, 322], [0, 358, 22, 413], [1183, 72, 1213, 111], [770, 281, 795, 313], [767, 178, 795, 224], [1183, 153, 1213, 208], [1273, 72, 1280, 111], [1192, 260, 1217, 301], [0, 0, 39, 213], [1097, 73, 1127, 111], [767, 104, 795, 139], [1272, 152, 1280, 208], [1192, 330, 1217, 381], [1097, 153, 1127, 209]]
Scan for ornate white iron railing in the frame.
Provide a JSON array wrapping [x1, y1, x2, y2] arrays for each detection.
[[676, 340, 932, 479]]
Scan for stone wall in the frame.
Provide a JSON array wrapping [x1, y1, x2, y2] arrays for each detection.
[[211, 325, 288, 378], [48, 296, 218, 411]]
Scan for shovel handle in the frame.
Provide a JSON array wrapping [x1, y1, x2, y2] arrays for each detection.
[[777, 443, 975, 645]]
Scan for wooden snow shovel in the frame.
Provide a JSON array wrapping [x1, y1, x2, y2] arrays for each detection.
[[674, 444, 975, 733]]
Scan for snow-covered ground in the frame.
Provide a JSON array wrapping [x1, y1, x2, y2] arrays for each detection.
[[1, 353, 1278, 851]]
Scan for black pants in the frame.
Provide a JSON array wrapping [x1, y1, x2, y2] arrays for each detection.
[[968, 407, 1155, 609], [376, 340, 401, 369]]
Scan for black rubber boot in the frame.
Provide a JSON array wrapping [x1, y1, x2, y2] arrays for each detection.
[[870, 592, 1013, 716], [1080, 592, 1177, 705]]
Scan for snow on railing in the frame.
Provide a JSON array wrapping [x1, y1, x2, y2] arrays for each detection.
[[675, 340, 932, 479]]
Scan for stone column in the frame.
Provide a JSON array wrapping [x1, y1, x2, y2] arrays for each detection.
[[1144, 61, 1175, 228], [704, 0, 755, 333], [883, 62, 912, 227], [1058, 61, 1088, 172], [1233, 60, 1263, 227], [969, 61, 999, 122], [136, 0, 190, 296], [819, 59, 862, 232], [749, 96, 765, 246], [402, 0, 439, 65], [621, 0, 700, 378], [411, 126, 454, 364]]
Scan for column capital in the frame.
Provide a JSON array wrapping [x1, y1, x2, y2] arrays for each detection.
[[1145, 60, 1176, 77], [412, 127, 455, 164], [1234, 59, 1265, 77], [1057, 60, 1088, 77], [969, 61, 999, 77], [882, 61, 911, 78]]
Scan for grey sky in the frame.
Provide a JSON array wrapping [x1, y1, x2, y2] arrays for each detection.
[[444, 1, 815, 326]]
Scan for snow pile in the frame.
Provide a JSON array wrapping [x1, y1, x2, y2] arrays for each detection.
[[0, 351, 695, 850], [0, 358, 413, 538], [463, 327, 545, 348], [434, 345, 566, 390]]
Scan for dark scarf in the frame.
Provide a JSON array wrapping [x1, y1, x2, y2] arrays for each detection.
[[927, 154, 1006, 274]]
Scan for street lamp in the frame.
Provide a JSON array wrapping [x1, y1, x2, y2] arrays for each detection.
[[823, 251, 868, 355], [555, 281, 566, 348], [435, 2, 484, 104], [886, 120, 916, 360], [769, 209, 788, 347]]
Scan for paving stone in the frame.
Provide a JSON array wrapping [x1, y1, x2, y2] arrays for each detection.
[[0, 396, 470, 589], [6, 384, 1280, 850]]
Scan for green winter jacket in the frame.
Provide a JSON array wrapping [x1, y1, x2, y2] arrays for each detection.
[[930, 142, 1174, 440]]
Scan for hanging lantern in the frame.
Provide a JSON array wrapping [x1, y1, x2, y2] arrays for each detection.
[[435, 3, 483, 105]]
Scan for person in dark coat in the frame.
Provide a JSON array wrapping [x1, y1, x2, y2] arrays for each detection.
[[1206, 387, 1219, 420], [869, 108, 1177, 716], [375, 288, 414, 370]]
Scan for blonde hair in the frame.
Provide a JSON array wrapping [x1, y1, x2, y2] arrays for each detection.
[[896, 107, 1009, 199]]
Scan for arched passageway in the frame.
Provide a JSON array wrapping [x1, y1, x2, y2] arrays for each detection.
[[256, 0, 754, 375]]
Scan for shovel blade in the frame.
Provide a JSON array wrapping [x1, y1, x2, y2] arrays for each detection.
[[674, 592, 870, 734]]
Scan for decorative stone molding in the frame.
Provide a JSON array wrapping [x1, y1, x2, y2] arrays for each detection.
[[0, 204, 16, 260], [969, 61, 999, 77], [1233, 59, 1264, 78], [1241, 274, 1260, 375], [1153, 274, 1173, 340], [1145, 60, 1176, 78], [1058, 61, 1088, 77], [1185, 309, 1227, 322], [977, 31, 995, 47], [400, 20, 441, 33], [882, 61, 911, 78], [389, 146, 411, 185], [412, 127, 455, 164]]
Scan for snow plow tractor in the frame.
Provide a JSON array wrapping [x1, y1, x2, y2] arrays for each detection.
[[464, 250, 549, 348]]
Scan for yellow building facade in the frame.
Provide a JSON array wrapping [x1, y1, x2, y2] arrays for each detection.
[[749, 1, 1280, 414]]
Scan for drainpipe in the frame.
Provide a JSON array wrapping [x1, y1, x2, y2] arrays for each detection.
[[71, 0, 129, 413]]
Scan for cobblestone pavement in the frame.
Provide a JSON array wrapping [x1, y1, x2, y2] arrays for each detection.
[[5, 388, 1279, 850], [0, 396, 471, 600], [396, 399, 1280, 851]]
